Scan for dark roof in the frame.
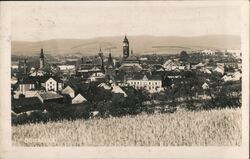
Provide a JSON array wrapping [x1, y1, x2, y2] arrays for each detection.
[[123, 36, 129, 43], [38, 92, 63, 100], [12, 97, 42, 107], [49, 76, 63, 83], [19, 77, 36, 84], [66, 83, 90, 95], [79, 64, 94, 70], [19, 76, 63, 84], [128, 73, 162, 81]]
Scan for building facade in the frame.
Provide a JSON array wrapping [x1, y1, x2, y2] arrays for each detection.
[[127, 75, 162, 91]]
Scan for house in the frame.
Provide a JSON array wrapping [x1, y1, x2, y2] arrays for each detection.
[[62, 85, 76, 98], [222, 71, 241, 82], [35, 91, 64, 104], [58, 65, 75, 71], [214, 66, 225, 74], [98, 83, 111, 90], [111, 85, 128, 97], [72, 93, 87, 104], [119, 63, 143, 73], [58, 65, 76, 75], [62, 84, 89, 103], [12, 97, 43, 113], [88, 72, 105, 82], [30, 70, 46, 76], [127, 74, 162, 92], [202, 82, 209, 90], [45, 77, 63, 92], [17, 77, 36, 94]]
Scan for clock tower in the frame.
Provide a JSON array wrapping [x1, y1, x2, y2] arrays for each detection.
[[123, 36, 129, 58], [40, 48, 45, 69]]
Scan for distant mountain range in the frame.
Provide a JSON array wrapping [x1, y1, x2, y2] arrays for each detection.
[[11, 35, 240, 57]]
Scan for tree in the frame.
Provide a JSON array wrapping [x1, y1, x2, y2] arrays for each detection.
[[180, 51, 189, 62]]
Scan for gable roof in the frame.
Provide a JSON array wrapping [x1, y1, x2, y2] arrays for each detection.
[[111, 86, 127, 97], [37, 91, 63, 100], [73, 93, 87, 101]]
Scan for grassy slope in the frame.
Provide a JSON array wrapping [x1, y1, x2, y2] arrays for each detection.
[[12, 108, 241, 146]]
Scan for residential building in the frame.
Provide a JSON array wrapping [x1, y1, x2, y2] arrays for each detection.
[[127, 74, 162, 92], [45, 77, 63, 91], [72, 94, 87, 104], [35, 91, 64, 104]]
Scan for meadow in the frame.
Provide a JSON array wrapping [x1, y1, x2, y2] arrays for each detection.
[[12, 108, 241, 146]]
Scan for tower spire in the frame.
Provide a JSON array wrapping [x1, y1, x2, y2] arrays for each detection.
[[39, 48, 45, 69]]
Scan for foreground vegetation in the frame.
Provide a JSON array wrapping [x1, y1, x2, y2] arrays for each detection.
[[12, 108, 241, 146]]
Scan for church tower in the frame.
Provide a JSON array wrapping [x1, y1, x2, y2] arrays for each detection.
[[123, 36, 129, 58], [39, 48, 45, 69], [105, 52, 115, 79]]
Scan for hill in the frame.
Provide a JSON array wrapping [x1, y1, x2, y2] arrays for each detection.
[[11, 35, 240, 57]]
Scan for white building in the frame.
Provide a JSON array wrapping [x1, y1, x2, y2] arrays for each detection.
[[88, 72, 105, 82], [127, 75, 162, 92], [222, 71, 241, 82], [202, 82, 209, 90], [45, 77, 63, 92], [214, 66, 225, 75], [58, 65, 75, 71], [30, 70, 46, 76], [98, 83, 111, 90], [201, 49, 215, 55], [72, 93, 87, 104]]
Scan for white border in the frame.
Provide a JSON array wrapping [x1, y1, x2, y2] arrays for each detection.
[[0, 1, 249, 159]]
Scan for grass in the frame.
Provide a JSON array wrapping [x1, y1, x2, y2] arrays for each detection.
[[12, 108, 241, 146]]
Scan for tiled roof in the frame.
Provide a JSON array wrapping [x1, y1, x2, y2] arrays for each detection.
[[38, 92, 63, 100], [127, 73, 162, 81], [12, 97, 42, 107]]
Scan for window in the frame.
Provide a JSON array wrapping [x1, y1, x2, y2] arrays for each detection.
[[155, 82, 157, 85], [149, 86, 151, 90], [149, 82, 151, 85], [137, 82, 139, 85], [50, 82, 52, 84]]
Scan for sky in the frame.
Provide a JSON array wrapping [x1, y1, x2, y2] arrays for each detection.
[[11, 1, 242, 41]]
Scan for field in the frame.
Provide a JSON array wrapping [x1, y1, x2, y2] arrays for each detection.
[[12, 108, 241, 146]]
